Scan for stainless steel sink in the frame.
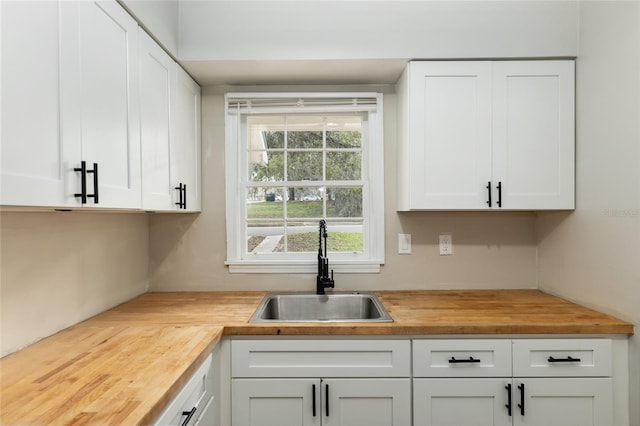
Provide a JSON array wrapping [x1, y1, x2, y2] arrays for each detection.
[[249, 292, 393, 323]]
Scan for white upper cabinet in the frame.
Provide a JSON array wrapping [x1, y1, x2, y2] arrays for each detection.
[[2, 0, 141, 209], [171, 65, 202, 212], [140, 29, 201, 212], [61, 0, 141, 209], [397, 60, 575, 211], [1, 1, 70, 207], [140, 29, 174, 211]]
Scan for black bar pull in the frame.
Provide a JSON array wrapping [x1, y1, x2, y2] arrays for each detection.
[[312, 384, 316, 417], [74, 161, 87, 204], [449, 356, 481, 364], [175, 183, 184, 208], [505, 384, 512, 416], [486, 181, 492, 207], [181, 407, 197, 426], [325, 383, 329, 417], [86, 163, 98, 204], [517, 383, 525, 416], [183, 183, 187, 209], [497, 181, 502, 207], [548, 355, 581, 363]]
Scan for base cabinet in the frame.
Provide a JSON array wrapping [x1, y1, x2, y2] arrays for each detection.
[[413, 339, 614, 426], [414, 378, 512, 426], [233, 378, 410, 426], [413, 378, 612, 426], [231, 339, 411, 426]]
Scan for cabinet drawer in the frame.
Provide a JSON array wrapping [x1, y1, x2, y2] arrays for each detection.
[[413, 339, 512, 377], [232, 339, 410, 378], [154, 354, 213, 425], [513, 339, 612, 377]]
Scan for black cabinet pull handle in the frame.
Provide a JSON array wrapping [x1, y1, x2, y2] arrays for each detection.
[[449, 356, 481, 363], [325, 383, 329, 417], [548, 356, 581, 363], [497, 181, 502, 207], [312, 384, 316, 417], [505, 384, 512, 416], [517, 383, 525, 416], [175, 183, 184, 208], [183, 183, 187, 209], [86, 162, 98, 204], [486, 181, 492, 207], [74, 161, 87, 204], [181, 407, 196, 426]]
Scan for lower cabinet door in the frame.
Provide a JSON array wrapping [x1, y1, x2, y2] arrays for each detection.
[[232, 379, 321, 426], [323, 379, 411, 426], [414, 378, 512, 426], [513, 378, 612, 426]]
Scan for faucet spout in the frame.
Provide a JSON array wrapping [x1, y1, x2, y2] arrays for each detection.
[[316, 220, 335, 295]]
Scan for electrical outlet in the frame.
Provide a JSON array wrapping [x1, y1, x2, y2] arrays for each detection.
[[398, 234, 411, 254], [439, 233, 453, 255]]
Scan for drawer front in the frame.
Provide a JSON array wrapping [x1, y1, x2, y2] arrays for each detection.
[[413, 339, 512, 377], [512, 339, 612, 377], [154, 354, 213, 425], [231, 339, 411, 378]]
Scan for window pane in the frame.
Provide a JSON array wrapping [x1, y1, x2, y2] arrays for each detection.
[[247, 187, 285, 219], [287, 152, 322, 181], [325, 220, 364, 253], [287, 187, 323, 218], [326, 151, 361, 180], [249, 151, 284, 182], [327, 187, 362, 218], [248, 116, 285, 149], [326, 116, 362, 148], [247, 220, 284, 253], [287, 116, 323, 149], [286, 221, 319, 253]]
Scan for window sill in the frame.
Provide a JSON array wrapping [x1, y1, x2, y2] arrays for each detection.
[[225, 260, 383, 274]]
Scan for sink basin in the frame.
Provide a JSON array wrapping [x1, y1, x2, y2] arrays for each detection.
[[249, 292, 393, 323]]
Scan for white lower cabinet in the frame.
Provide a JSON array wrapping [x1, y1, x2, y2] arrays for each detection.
[[231, 340, 411, 426], [154, 354, 214, 426], [413, 339, 614, 426], [233, 378, 410, 426], [414, 378, 512, 426]]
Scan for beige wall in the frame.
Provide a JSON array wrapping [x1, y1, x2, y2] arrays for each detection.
[[536, 2, 640, 425], [0, 212, 149, 357], [148, 89, 538, 292]]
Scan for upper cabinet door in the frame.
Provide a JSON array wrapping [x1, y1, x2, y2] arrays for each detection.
[[140, 29, 174, 211], [492, 61, 575, 210], [396, 60, 575, 211], [63, 0, 141, 209], [1, 1, 73, 207], [399, 61, 493, 210], [171, 65, 202, 212]]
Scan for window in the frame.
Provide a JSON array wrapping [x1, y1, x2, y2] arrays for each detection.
[[225, 93, 384, 273]]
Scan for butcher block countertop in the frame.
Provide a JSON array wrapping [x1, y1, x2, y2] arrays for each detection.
[[0, 290, 633, 425]]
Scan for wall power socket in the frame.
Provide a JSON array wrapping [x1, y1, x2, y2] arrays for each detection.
[[439, 233, 453, 255]]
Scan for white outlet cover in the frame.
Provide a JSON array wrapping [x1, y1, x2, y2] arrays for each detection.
[[439, 233, 453, 255]]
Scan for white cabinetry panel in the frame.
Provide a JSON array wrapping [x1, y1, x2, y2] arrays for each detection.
[[232, 340, 410, 378], [413, 339, 512, 378], [1, 1, 69, 207], [69, 0, 141, 208], [414, 378, 512, 426]]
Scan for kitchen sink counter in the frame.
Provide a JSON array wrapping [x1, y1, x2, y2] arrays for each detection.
[[0, 290, 633, 425]]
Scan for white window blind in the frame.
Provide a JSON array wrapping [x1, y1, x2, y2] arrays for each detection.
[[227, 93, 379, 115]]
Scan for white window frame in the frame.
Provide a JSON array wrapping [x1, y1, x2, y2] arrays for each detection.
[[224, 92, 385, 274]]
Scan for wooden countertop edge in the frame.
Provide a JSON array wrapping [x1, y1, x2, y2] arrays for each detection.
[[139, 328, 223, 426]]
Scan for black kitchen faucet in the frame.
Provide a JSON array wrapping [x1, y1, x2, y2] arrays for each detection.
[[316, 220, 335, 295]]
